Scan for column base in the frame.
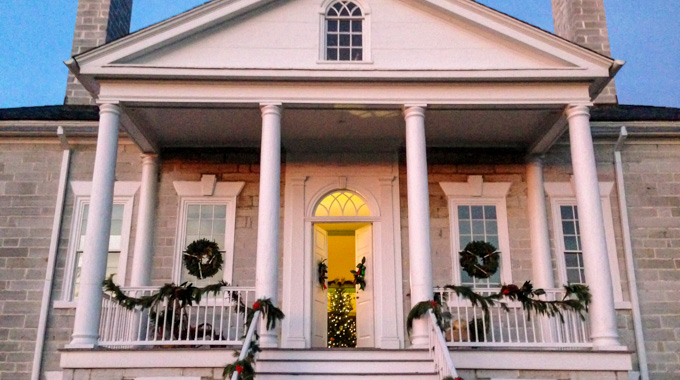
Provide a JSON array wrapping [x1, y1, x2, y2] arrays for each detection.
[[409, 319, 429, 348], [259, 331, 279, 348]]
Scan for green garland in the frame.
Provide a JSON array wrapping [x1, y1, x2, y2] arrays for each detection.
[[406, 300, 451, 335], [246, 298, 286, 333], [351, 257, 367, 291], [459, 240, 500, 279], [318, 259, 328, 290], [443, 281, 591, 322], [103, 274, 227, 310], [224, 298, 284, 380], [183, 238, 223, 279]]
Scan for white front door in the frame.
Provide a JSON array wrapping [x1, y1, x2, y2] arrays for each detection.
[[355, 224, 375, 347], [312, 224, 329, 348]]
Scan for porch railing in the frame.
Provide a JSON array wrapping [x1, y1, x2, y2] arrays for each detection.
[[434, 287, 591, 349], [427, 310, 459, 379], [98, 286, 255, 347]]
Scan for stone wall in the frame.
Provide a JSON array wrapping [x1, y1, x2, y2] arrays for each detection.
[[619, 142, 680, 379], [0, 143, 65, 380]]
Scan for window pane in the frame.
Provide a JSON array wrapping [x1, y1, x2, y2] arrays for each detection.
[[487, 235, 499, 248], [472, 221, 485, 236], [108, 235, 121, 251], [187, 205, 200, 218], [560, 205, 573, 220], [110, 219, 122, 236], [470, 206, 484, 219], [484, 205, 496, 219], [328, 20, 338, 32], [327, 48, 337, 60], [327, 34, 338, 47], [340, 34, 350, 46], [340, 20, 350, 32], [562, 221, 575, 235], [485, 221, 497, 235], [458, 220, 471, 235], [201, 205, 213, 219], [564, 236, 579, 251], [214, 205, 226, 219], [339, 48, 350, 61], [352, 35, 362, 47], [567, 269, 582, 284], [186, 219, 199, 235], [199, 220, 213, 236], [565, 252, 579, 267], [458, 206, 470, 220], [459, 235, 471, 248]]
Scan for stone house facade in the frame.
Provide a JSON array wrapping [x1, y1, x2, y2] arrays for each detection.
[[0, 0, 678, 380]]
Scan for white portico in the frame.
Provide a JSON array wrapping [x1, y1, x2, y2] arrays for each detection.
[[64, 0, 625, 353]]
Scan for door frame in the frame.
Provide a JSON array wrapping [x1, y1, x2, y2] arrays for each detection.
[[280, 167, 404, 349]]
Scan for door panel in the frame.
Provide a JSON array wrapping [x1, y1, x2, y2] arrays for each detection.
[[355, 224, 374, 347], [312, 225, 329, 348]]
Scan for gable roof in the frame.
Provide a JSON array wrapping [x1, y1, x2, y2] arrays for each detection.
[[67, 0, 620, 90]]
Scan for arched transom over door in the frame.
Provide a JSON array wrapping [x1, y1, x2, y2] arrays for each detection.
[[314, 191, 371, 217]]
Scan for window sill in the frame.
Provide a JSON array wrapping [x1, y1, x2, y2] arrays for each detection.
[[316, 60, 374, 65], [615, 301, 632, 310]]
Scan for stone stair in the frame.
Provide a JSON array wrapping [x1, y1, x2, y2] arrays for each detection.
[[255, 348, 439, 379]]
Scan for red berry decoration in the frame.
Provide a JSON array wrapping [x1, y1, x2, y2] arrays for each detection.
[[253, 301, 260, 309], [235, 365, 244, 373], [430, 300, 437, 308]]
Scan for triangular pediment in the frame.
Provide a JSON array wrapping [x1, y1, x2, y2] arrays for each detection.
[[72, 0, 615, 81]]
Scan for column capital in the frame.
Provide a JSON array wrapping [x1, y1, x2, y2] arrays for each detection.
[[99, 103, 121, 115], [526, 154, 545, 166], [260, 103, 283, 116], [140, 154, 159, 165], [565, 104, 591, 120], [402, 104, 427, 119]]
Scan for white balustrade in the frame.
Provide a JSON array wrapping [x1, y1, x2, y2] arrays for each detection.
[[434, 287, 591, 348], [427, 310, 459, 379], [99, 286, 255, 347]]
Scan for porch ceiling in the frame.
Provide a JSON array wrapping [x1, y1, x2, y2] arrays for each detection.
[[123, 103, 564, 153]]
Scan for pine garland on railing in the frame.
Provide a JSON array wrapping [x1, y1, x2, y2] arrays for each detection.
[[246, 298, 286, 332], [224, 299, 285, 380], [102, 275, 228, 310], [442, 281, 591, 322], [406, 300, 450, 335]]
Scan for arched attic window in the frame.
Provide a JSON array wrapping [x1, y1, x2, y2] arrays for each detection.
[[315, 191, 370, 217], [325, 1, 364, 61]]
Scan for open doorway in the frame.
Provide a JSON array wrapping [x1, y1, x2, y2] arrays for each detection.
[[312, 222, 373, 348]]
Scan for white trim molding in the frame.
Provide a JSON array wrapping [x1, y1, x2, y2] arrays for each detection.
[[544, 181, 626, 307], [440, 176, 512, 286], [58, 181, 140, 306], [172, 178, 245, 285]]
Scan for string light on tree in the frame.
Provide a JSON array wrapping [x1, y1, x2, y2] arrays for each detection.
[[327, 288, 356, 348]]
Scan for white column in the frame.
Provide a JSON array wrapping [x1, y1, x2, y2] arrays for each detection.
[[130, 154, 159, 287], [526, 156, 554, 289], [566, 104, 620, 349], [69, 103, 121, 347], [255, 103, 282, 348], [403, 104, 434, 348]]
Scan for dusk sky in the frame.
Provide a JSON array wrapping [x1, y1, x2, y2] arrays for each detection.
[[0, 0, 678, 108]]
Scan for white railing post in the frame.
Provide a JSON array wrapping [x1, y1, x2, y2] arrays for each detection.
[[427, 310, 458, 379], [231, 310, 262, 380]]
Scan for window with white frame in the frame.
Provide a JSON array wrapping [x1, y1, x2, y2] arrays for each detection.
[[323, 0, 365, 61], [173, 178, 244, 287], [440, 177, 512, 289], [62, 181, 139, 302], [545, 182, 626, 305]]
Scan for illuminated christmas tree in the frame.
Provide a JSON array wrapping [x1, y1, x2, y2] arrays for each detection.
[[327, 288, 356, 348]]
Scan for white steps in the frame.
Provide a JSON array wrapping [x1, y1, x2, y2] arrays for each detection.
[[255, 349, 438, 380]]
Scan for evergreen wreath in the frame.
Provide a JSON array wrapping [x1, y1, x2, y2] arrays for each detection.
[[406, 300, 451, 335], [459, 240, 500, 279], [351, 257, 367, 291], [318, 259, 328, 290], [183, 238, 223, 279]]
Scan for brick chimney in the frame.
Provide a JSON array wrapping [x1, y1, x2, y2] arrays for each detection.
[[551, 0, 617, 104], [65, 0, 133, 105]]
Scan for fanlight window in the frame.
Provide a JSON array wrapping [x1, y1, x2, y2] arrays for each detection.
[[325, 1, 364, 61], [315, 191, 370, 217]]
